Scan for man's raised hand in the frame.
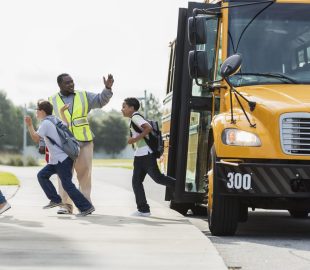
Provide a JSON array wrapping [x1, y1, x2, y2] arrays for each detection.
[[103, 74, 114, 90]]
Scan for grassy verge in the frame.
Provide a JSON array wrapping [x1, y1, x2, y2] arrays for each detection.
[[92, 159, 133, 169], [39, 159, 134, 169], [0, 171, 20, 185]]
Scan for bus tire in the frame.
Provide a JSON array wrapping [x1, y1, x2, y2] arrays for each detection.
[[207, 146, 239, 236], [239, 204, 248, 223], [288, 210, 309, 218]]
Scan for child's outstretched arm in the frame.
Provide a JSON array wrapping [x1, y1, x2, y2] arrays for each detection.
[[60, 104, 70, 126], [24, 116, 40, 143]]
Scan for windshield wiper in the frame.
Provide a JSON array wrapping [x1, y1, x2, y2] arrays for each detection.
[[235, 2, 275, 52], [235, 72, 299, 84]]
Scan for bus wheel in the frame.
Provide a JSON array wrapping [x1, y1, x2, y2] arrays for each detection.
[[207, 146, 239, 236], [239, 204, 248, 223], [170, 201, 191, 215], [289, 210, 309, 218]]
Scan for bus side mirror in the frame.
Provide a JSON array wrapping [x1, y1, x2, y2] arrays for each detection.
[[220, 54, 242, 78], [188, 16, 207, 46], [188, 50, 209, 79]]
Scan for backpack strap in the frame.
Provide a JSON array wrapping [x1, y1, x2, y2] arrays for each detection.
[[130, 114, 152, 147], [44, 118, 63, 150], [46, 135, 60, 148], [129, 117, 142, 150], [130, 120, 142, 134]]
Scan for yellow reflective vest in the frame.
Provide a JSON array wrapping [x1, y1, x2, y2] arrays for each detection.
[[49, 91, 93, 142]]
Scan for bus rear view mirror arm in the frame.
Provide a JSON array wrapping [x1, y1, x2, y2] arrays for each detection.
[[221, 54, 256, 127]]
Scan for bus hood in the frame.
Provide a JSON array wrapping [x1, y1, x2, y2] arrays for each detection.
[[239, 85, 310, 112]]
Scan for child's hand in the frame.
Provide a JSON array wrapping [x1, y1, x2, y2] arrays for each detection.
[[60, 104, 70, 112], [128, 137, 136, 144], [24, 116, 32, 126]]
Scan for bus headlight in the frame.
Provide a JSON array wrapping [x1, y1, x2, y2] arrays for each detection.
[[222, 129, 261, 146]]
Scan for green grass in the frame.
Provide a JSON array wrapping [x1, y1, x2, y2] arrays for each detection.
[[0, 171, 20, 185], [92, 159, 133, 169]]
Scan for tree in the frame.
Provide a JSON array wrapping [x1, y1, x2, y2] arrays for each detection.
[[89, 112, 128, 156], [0, 91, 23, 151], [140, 92, 162, 126], [0, 91, 39, 152]]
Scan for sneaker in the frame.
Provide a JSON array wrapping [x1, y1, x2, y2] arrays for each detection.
[[132, 210, 151, 217], [0, 202, 11, 214], [76, 206, 95, 217], [42, 201, 62, 209], [57, 204, 73, 214]]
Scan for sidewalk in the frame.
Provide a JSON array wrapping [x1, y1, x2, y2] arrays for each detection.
[[0, 165, 227, 270]]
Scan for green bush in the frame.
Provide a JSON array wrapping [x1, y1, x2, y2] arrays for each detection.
[[0, 154, 39, 167], [7, 157, 23, 166], [0, 153, 22, 166], [25, 156, 39, 166]]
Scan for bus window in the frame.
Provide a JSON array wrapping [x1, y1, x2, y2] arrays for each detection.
[[307, 47, 310, 63], [298, 49, 305, 67], [166, 41, 176, 95]]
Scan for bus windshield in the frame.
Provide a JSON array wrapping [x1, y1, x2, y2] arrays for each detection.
[[228, 2, 310, 86]]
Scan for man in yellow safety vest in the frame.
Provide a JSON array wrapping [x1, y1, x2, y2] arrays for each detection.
[[48, 73, 114, 214]]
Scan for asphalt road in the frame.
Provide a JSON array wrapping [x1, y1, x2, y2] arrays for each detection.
[[96, 167, 310, 270]]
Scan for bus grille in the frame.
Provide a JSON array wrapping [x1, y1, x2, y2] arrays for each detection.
[[280, 113, 310, 155]]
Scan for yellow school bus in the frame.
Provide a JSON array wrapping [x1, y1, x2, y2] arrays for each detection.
[[163, 0, 310, 235]]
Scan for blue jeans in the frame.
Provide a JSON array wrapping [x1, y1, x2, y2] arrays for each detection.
[[37, 157, 92, 212], [0, 190, 6, 204], [132, 153, 175, 212]]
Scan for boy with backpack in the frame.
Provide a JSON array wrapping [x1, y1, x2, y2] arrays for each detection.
[[24, 100, 94, 216], [121, 97, 175, 216]]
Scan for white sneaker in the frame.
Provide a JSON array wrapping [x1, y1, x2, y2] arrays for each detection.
[[132, 210, 151, 217], [57, 204, 73, 215], [0, 202, 11, 214]]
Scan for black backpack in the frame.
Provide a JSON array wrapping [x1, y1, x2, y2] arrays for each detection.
[[130, 114, 164, 158]]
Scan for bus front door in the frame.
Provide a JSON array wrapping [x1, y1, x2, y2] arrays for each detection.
[[166, 2, 220, 215]]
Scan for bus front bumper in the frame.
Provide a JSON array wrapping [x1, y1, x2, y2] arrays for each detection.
[[216, 161, 310, 198]]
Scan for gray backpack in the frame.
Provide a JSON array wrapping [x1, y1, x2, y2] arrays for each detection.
[[45, 118, 80, 160]]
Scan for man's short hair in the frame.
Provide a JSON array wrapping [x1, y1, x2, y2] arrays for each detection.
[[37, 100, 53, 115], [124, 97, 140, 111], [57, 73, 69, 85]]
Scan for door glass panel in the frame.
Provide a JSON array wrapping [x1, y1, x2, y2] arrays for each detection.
[[192, 16, 219, 97], [185, 110, 212, 193]]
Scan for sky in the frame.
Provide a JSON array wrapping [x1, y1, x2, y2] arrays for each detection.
[[0, 0, 191, 111]]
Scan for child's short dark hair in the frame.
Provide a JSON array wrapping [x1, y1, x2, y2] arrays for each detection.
[[37, 100, 53, 115], [124, 97, 140, 111]]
